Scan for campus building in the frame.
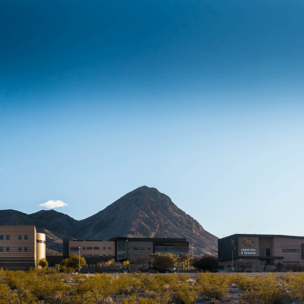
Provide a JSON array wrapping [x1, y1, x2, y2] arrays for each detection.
[[218, 234, 304, 268], [64, 237, 189, 263], [0, 226, 46, 270]]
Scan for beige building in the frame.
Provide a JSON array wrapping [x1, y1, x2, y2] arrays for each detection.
[[68, 240, 115, 258], [0, 226, 46, 270]]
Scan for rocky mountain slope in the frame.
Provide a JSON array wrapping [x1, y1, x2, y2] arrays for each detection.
[[0, 186, 218, 255]]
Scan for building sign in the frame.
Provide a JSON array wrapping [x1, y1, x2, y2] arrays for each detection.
[[231, 239, 235, 248], [242, 237, 255, 247], [238, 236, 259, 256], [241, 248, 257, 255]]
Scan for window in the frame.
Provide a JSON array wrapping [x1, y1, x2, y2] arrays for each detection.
[[18, 247, 22, 252], [70, 247, 79, 251], [103, 254, 106, 257], [18, 235, 22, 240], [6, 235, 10, 240], [83, 247, 86, 250], [0, 235, 3, 240], [6, 247, 10, 252], [282, 249, 300, 253], [139, 247, 145, 250], [94, 247, 99, 250], [148, 247, 151, 250], [94, 254, 99, 257], [0, 247, 3, 252], [24, 247, 28, 252], [24, 235, 28, 240], [133, 247, 138, 250], [87, 247, 92, 250], [87, 254, 92, 257], [108, 247, 111, 250], [103, 247, 106, 250]]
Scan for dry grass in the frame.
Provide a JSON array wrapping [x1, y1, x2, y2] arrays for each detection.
[[1, 268, 304, 303]]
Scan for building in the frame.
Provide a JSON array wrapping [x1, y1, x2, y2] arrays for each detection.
[[63, 237, 189, 264], [218, 234, 304, 268], [64, 239, 115, 259], [0, 226, 46, 270], [110, 237, 189, 263]]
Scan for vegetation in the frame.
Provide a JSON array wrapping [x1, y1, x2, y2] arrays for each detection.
[[60, 254, 86, 272], [38, 258, 48, 269], [2, 269, 304, 303], [150, 253, 176, 272], [192, 255, 219, 272]]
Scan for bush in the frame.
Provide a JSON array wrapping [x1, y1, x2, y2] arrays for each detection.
[[38, 258, 48, 269], [192, 256, 219, 272]]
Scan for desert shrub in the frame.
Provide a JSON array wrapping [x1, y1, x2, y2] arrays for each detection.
[[171, 283, 197, 304], [196, 273, 229, 300]]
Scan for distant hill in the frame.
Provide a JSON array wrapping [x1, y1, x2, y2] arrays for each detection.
[[0, 186, 218, 255]]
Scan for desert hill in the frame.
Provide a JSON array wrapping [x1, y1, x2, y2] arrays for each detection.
[[0, 186, 218, 255]]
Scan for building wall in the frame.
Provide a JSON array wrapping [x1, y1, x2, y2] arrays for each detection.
[[36, 232, 46, 262], [273, 238, 304, 266], [69, 241, 115, 258], [126, 241, 153, 263], [0, 226, 42, 269]]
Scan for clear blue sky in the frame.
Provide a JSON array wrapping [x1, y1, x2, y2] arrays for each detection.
[[1, 0, 304, 238]]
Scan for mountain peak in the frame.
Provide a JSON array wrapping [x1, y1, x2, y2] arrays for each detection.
[[0, 187, 218, 255]]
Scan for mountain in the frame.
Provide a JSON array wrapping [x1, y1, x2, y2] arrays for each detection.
[[0, 186, 218, 255]]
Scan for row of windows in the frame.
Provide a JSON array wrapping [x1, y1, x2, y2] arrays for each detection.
[[82, 254, 113, 258], [0, 235, 28, 240], [131, 247, 151, 250], [70, 246, 112, 251], [0, 247, 28, 252], [37, 240, 46, 244], [282, 249, 300, 253]]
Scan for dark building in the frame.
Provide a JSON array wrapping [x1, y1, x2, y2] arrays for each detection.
[[219, 234, 304, 268]]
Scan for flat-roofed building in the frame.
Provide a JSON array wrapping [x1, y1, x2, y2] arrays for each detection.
[[110, 237, 189, 264], [63, 237, 189, 264], [0, 226, 46, 270], [65, 240, 115, 259], [219, 234, 304, 269]]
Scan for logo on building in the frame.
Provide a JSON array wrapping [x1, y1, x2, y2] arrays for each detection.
[[231, 239, 235, 248], [242, 237, 255, 247]]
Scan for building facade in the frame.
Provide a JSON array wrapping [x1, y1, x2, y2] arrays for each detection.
[[219, 234, 304, 268], [64, 237, 189, 264], [0, 226, 46, 270], [66, 240, 115, 259]]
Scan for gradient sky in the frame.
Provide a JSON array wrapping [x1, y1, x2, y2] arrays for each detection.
[[1, 0, 304, 239]]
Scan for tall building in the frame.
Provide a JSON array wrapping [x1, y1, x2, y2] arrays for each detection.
[[0, 226, 46, 270]]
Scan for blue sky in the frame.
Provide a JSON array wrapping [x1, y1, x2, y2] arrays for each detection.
[[1, 0, 304, 238]]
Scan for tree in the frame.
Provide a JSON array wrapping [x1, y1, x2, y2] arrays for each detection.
[[178, 254, 191, 270], [60, 254, 86, 269], [38, 258, 48, 269], [192, 255, 219, 272], [150, 253, 176, 271], [123, 260, 130, 267]]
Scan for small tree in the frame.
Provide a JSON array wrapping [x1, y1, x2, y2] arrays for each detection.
[[151, 253, 176, 272], [178, 254, 191, 270], [192, 255, 219, 272], [123, 260, 130, 267], [38, 258, 48, 269], [60, 254, 86, 270]]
